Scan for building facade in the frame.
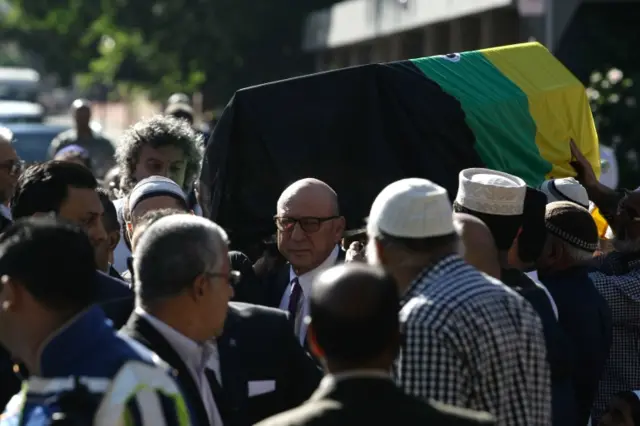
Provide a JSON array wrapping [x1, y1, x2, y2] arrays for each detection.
[[303, 0, 608, 72]]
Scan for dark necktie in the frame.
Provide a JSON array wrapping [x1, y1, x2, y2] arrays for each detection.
[[287, 278, 303, 323], [205, 368, 230, 425]]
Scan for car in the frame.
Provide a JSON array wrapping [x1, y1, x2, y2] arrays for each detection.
[[0, 100, 45, 124], [4, 123, 69, 163]]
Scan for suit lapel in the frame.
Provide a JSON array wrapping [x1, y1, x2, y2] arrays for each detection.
[[269, 264, 291, 308], [217, 306, 247, 424], [123, 314, 209, 426], [273, 247, 344, 307]]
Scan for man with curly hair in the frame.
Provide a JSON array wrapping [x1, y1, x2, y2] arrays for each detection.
[[111, 115, 204, 273]]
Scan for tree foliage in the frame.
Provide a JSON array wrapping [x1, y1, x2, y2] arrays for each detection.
[[1, 0, 341, 105]]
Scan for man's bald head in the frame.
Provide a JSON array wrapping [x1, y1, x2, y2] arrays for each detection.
[[453, 213, 501, 280], [276, 178, 345, 275], [277, 178, 339, 216], [309, 263, 399, 366]]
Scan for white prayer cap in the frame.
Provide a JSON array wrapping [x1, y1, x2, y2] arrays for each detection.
[[128, 176, 188, 212], [539, 177, 589, 209], [454, 168, 526, 216], [367, 178, 455, 239]]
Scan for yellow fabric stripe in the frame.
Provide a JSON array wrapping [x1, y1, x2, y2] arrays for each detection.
[[591, 206, 610, 238], [480, 42, 600, 180]]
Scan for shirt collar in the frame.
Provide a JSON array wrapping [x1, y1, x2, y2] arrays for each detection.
[[37, 306, 113, 377], [323, 369, 391, 384], [401, 253, 465, 306], [135, 307, 216, 372], [289, 245, 340, 295]]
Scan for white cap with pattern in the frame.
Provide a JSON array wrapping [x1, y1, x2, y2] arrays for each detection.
[[454, 168, 526, 216], [539, 177, 589, 209], [367, 178, 455, 238]]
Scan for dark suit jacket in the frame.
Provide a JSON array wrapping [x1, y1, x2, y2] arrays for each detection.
[[255, 376, 495, 426], [121, 302, 322, 426], [263, 248, 346, 308]]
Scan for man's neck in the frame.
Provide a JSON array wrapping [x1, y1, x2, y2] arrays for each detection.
[[21, 316, 69, 375], [142, 302, 204, 343], [498, 251, 511, 269], [325, 358, 390, 377], [76, 126, 92, 138]]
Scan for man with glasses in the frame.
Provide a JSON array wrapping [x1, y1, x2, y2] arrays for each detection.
[[0, 127, 22, 230], [122, 214, 321, 426], [266, 178, 345, 347]]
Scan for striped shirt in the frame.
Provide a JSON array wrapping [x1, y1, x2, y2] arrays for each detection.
[[394, 254, 551, 426]]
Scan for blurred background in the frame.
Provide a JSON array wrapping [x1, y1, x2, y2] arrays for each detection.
[[0, 0, 638, 185]]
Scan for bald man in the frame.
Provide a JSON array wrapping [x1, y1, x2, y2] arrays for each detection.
[[266, 178, 346, 348], [0, 128, 20, 227], [453, 213, 501, 280], [256, 263, 495, 426], [48, 99, 115, 177]]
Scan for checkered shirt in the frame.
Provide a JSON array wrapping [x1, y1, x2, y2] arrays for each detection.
[[394, 254, 551, 426], [589, 253, 640, 421]]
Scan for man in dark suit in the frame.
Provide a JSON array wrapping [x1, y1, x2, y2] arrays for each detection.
[[264, 178, 346, 347], [256, 263, 495, 426], [121, 213, 322, 426]]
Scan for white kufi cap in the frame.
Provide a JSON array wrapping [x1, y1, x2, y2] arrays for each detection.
[[539, 177, 589, 209], [454, 168, 526, 216], [367, 178, 455, 238]]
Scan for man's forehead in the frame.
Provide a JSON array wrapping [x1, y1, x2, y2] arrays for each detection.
[[142, 145, 186, 162], [278, 195, 334, 215]]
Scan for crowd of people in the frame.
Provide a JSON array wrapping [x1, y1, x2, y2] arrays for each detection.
[[0, 94, 637, 426]]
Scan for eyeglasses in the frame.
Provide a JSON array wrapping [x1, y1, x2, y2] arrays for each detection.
[[206, 270, 242, 286], [274, 216, 339, 233], [0, 160, 24, 176]]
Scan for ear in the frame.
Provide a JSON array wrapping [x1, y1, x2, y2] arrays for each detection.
[[0, 275, 19, 312], [334, 216, 346, 241], [306, 323, 325, 361], [108, 231, 120, 251], [189, 274, 207, 302], [548, 239, 564, 263], [126, 222, 133, 240], [371, 238, 385, 264]]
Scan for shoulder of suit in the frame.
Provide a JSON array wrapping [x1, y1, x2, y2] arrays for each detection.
[[427, 399, 495, 424], [254, 400, 341, 426]]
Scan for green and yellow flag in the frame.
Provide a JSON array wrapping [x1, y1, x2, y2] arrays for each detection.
[[410, 42, 600, 186]]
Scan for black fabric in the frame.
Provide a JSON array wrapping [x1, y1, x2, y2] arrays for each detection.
[[501, 268, 575, 426], [258, 377, 495, 426], [0, 344, 21, 409], [538, 267, 613, 426], [228, 251, 264, 304], [205, 369, 231, 425], [200, 62, 482, 248]]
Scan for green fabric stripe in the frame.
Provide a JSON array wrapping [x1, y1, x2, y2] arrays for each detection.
[[410, 52, 552, 186]]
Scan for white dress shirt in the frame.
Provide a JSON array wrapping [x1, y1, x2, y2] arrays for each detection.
[[136, 307, 223, 426], [279, 245, 339, 345]]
